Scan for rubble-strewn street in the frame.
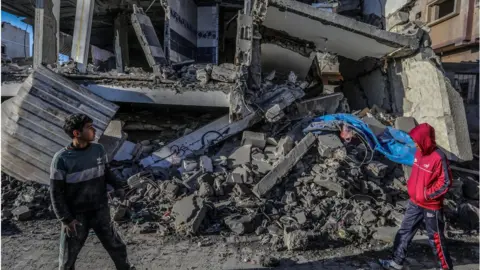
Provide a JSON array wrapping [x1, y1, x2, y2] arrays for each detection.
[[1, 0, 479, 269]]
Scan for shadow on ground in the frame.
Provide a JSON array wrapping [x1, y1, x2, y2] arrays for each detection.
[[227, 239, 479, 270]]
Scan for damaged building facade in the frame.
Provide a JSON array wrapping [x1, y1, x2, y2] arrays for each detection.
[[1, 0, 478, 249]]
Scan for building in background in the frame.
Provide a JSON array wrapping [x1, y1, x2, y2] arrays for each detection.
[[1, 22, 30, 60]]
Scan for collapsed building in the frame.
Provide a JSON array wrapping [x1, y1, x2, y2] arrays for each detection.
[[1, 0, 478, 249]]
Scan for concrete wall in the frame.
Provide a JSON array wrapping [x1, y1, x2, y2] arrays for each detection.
[[1, 22, 30, 58], [166, 0, 198, 63], [388, 48, 473, 161], [197, 5, 219, 64]]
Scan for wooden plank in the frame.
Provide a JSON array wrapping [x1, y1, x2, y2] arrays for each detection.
[[35, 66, 119, 114], [3, 104, 71, 146]]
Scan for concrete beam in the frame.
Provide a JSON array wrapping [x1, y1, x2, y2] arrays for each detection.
[[1, 82, 230, 107], [252, 132, 316, 198], [71, 0, 95, 73], [131, 5, 167, 72], [114, 13, 130, 73], [33, 0, 59, 67], [263, 0, 420, 60]]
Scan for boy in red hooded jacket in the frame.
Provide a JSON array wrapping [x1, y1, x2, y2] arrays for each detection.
[[380, 123, 454, 270]]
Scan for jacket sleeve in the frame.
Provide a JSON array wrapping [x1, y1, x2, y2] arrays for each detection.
[[100, 145, 119, 190], [50, 155, 74, 225], [426, 153, 452, 200]]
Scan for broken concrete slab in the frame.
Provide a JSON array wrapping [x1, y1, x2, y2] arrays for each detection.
[[98, 120, 127, 162], [296, 93, 345, 116], [131, 5, 167, 71], [224, 214, 257, 235], [394, 116, 417, 133], [275, 136, 294, 157], [172, 195, 207, 234], [228, 145, 252, 168], [199, 156, 213, 173], [1, 66, 119, 185], [263, 0, 419, 61], [241, 131, 267, 149], [198, 182, 215, 197], [141, 113, 260, 168], [389, 49, 472, 161], [313, 176, 345, 197], [253, 133, 316, 198], [12, 206, 31, 221], [317, 134, 345, 158], [211, 63, 238, 83], [364, 161, 388, 179], [362, 116, 387, 136], [228, 167, 251, 184], [284, 229, 309, 251]]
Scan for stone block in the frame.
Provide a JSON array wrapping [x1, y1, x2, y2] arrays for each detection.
[[241, 131, 267, 149], [172, 195, 206, 234], [387, 11, 409, 30], [228, 145, 252, 168], [317, 134, 345, 158], [294, 211, 307, 225], [182, 159, 198, 172], [275, 136, 294, 157], [362, 116, 386, 136], [361, 209, 377, 224], [252, 133, 316, 197], [364, 161, 388, 178], [284, 230, 308, 251], [228, 167, 250, 184], [12, 206, 31, 221], [163, 182, 179, 198], [394, 116, 417, 133], [224, 214, 257, 235], [211, 63, 237, 82], [199, 156, 213, 172], [198, 182, 215, 197], [314, 176, 345, 197]]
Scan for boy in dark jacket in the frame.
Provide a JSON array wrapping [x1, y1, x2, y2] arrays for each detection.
[[50, 114, 133, 270], [380, 123, 454, 269]]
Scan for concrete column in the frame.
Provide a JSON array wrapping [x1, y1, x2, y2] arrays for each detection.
[[71, 0, 95, 73], [33, 0, 59, 67], [114, 13, 130, 73]]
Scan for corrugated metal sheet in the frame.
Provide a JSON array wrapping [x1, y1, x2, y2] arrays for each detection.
[[1, 66, 119, 185]]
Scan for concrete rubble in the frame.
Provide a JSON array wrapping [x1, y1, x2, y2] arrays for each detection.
[[1, 0, 478, 257]]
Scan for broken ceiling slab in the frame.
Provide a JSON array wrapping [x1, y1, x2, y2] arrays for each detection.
[[1, 66, 118, 185], [261, 43, 315, 79], [2, 82, 230, 108], [263, 0, 420, 60], [131, 5, 167, 71]]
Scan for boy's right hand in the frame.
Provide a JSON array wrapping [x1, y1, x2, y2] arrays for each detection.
[[63, 219, 81, 237]]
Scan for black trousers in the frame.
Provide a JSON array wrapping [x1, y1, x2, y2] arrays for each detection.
[[58, 207, 131, 270], [393, 200, 453, 269]]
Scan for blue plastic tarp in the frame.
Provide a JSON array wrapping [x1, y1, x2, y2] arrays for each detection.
[[303, 114, 416, 165]]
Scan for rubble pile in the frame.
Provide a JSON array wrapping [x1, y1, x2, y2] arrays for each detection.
[[5, 100, 478, 251]]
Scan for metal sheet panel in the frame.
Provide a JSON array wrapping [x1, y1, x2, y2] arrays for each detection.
[[1, 66, 119, 185]]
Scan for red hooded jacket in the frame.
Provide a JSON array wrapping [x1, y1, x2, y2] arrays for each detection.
[[407, 123, 453, 210]]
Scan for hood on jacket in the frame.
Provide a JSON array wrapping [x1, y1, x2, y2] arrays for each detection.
[[409, 123, 437, 155]]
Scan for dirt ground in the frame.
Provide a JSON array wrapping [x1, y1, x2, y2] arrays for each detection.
[[2, 219, 478, 270]]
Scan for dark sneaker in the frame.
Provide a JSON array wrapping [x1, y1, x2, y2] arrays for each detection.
[[379, 259, 403, 270]]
